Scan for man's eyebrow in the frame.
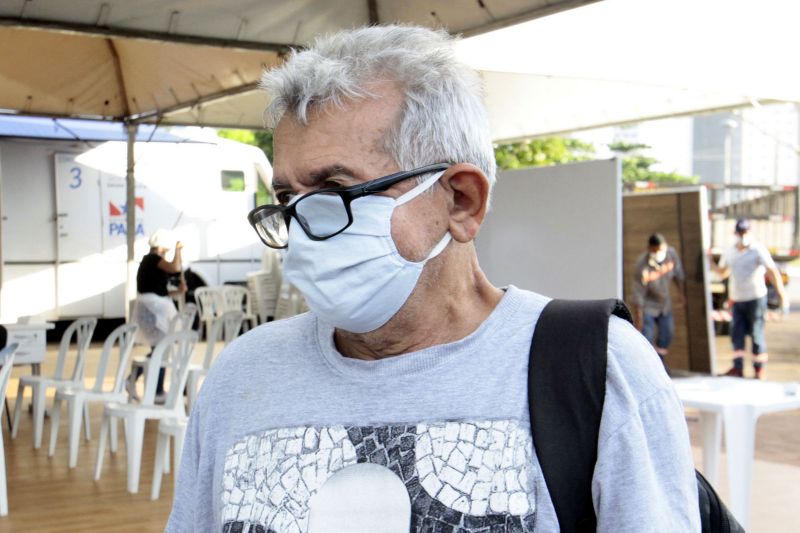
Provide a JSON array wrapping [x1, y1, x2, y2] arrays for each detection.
[[272, 165, 360, 193], [307, 165, 358, 185]]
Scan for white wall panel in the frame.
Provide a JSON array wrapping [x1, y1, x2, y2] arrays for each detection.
[[475, 159, 622, 299]]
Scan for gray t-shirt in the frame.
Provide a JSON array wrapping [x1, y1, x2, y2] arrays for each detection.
[[167, 286, 700, 532], [632, 247, 685, 316]]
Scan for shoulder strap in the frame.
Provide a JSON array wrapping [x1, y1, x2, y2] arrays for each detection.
[[529, 298, 631, 533]]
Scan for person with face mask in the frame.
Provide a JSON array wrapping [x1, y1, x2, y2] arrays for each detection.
[[166, 26, 700, 533], [631, 234, 686, 367], [711, 218, 789, 378]]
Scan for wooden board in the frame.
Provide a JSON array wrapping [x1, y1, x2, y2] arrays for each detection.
[[623, 189, 715, 373]]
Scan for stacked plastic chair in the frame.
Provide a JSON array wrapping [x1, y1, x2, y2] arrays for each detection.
[[274, 283, 310, 320], [193, 287, 223, 339], [246, 248, 283, 322], [220, 286, 258, 331]]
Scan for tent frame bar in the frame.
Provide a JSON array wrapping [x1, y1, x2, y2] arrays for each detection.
[[0, 1, 602, 50], [128, 82, 260, 124], [0, 16, 292, 53]]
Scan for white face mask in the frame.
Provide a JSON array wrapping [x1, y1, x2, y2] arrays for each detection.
[[649, 249, 667, 263], [737, 234, 751, 247], [283, 171, 450, 333]]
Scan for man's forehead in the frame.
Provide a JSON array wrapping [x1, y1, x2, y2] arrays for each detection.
[[272, 93, 404, 186]]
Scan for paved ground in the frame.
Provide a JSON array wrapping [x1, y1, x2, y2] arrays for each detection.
[[685, 266, 800, 532]]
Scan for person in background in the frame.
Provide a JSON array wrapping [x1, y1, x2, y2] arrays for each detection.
[[126, 229, 186, 402], [711, 218, 788, 378], [632, 233, 686, 367]]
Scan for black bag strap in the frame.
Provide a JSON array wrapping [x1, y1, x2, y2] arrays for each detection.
[[528, 298, 631, 533]]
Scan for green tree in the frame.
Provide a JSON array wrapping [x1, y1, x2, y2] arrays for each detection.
[[495, 137, 595, 170], [608, 141, 698, 188], [217, 129, 274, 205]]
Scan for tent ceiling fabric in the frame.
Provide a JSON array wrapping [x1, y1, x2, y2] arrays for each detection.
[[2, 1, 797, 141], [0, 0, 596, 131], [0, 26, 279, 121], [0, 0, 596, 48]]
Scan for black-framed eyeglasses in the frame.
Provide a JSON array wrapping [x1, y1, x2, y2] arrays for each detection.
[[247, 163, 450, 249]]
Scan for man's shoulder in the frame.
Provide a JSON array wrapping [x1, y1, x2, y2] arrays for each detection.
[[205, 312, 317, 380], [606, 314, 673, 401], [751, 242, 774, 260], [505, 286, 550, 317]]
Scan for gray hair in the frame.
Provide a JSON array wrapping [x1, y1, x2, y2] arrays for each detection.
[[260, 25, 497, 189]]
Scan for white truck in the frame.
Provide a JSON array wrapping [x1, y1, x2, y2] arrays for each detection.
[[0, 116, 272, 322]]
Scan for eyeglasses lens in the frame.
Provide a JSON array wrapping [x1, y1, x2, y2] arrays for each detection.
[[294, 193, 350, 239], [255, 211, 289, 248]]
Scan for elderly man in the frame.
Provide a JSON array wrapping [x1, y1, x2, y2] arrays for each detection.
[[168, 26, 699, 532]]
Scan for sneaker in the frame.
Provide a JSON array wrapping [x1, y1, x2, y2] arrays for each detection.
[[721, 367, 743, 378], [154, 392, 167, 405], [753, 367, 765, 380], [125, 375, 140, 401]]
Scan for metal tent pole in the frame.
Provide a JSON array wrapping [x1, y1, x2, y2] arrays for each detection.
[[125, 122, 138, 321]]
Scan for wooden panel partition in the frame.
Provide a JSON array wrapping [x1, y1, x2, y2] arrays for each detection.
[[623, 189, 715, 373]]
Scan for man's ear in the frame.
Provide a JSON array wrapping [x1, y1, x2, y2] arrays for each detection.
[[439, 163, 491, 243]]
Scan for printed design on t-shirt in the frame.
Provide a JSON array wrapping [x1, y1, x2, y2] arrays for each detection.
[[221, 420, 536, 533]]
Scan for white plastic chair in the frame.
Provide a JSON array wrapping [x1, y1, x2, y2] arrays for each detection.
[[150, 416, 187, 500], [193, 287, 223, 339], [0, 345, 18, 516], [221, 286, 258, 330], [48, 323, 138, 468], [274, 283, 309, 320], [12, 317, 97, 449], [185, 310, 243, 412], [129, 303, 196, 389], [94, 330, 197, 494], [170, 303, 197, 334]]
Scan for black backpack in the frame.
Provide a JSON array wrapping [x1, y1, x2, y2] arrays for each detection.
[[528, 298, 745, 533]]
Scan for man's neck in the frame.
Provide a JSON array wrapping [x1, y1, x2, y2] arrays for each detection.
[[333, 250, 503, 361]]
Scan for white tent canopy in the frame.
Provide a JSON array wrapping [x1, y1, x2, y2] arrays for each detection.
[[457, 0, 800, 141], [1, 0, 797, 138], [0, 0, 596, 127]]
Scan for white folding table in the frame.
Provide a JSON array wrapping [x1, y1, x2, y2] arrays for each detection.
[[672, 376, 800, 530], [3, 323, 55, 374], [2, 323, 56, 428]]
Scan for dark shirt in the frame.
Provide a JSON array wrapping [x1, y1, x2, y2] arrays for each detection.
[[136, 252, 170, 296]]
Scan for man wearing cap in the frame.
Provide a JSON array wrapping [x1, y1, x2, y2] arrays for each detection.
[[631, 233, 686, 367], [126, 229, 186, 401], [711, 218, 789, 378]]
